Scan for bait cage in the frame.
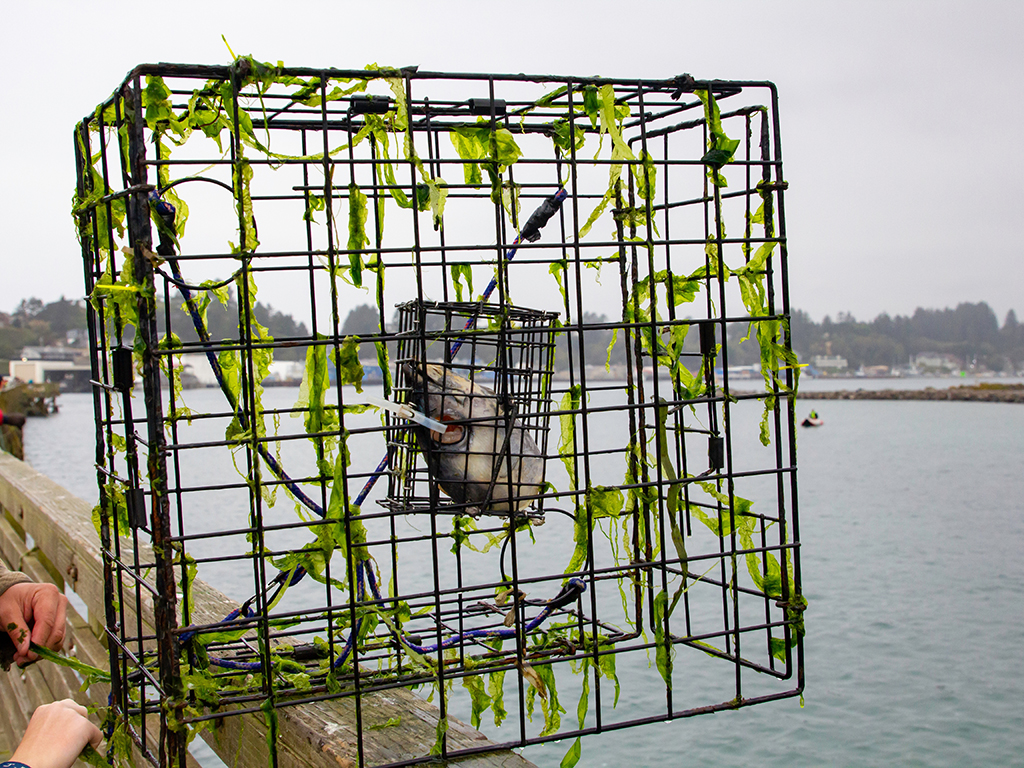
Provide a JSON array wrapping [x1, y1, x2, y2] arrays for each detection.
[[74, 61, 804, 768], [386, 299, 558, 521]]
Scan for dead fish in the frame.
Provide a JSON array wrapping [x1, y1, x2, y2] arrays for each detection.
[[403, 363, 544, 514]]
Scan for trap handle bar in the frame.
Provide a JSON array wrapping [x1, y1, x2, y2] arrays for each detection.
[[152, 187, 569, 663]]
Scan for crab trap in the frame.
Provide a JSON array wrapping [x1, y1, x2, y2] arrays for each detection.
[[74, 61, 804, 768]]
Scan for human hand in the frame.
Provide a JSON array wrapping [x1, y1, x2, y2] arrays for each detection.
[[10, 698, 102, 768], [0, 581, 69, 665]]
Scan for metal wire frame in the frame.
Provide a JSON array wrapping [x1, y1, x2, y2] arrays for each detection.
[[74, 63, 803, 768]]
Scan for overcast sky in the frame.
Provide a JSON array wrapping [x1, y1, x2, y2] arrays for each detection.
[[1, 0, 1020, 323]]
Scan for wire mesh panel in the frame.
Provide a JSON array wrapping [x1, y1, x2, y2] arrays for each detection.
[[74, 61, 804, 768]]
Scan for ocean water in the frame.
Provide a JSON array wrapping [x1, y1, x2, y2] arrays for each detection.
[[796, 374, 1024, 392], [21, 390, 1024, 767]]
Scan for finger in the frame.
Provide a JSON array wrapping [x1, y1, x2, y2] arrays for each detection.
[[60, 698, 89, 717], [5, 615, 31, 656], [28, 594, 58, 651], [86, 721, 103, 749], [44, 599, 68, 651]]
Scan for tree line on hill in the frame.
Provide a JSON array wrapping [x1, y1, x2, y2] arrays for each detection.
[[4, 296, 1021, 374], [0, 298, 88, 363], [293, 300, 1024, 374], [790, 302, 1023, 372], [0, 296, 310, 364]]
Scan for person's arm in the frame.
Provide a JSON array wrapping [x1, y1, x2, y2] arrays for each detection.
[[7, 698, 102, 768], [0, 562, 69, 667], [0, 560, 31, 593]]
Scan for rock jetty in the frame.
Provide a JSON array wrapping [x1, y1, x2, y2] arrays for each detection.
[[798, 383, 1024, 403]]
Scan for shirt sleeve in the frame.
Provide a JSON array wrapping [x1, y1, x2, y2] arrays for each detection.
[[0, 562, 32, 670], [0, 560, 32, 598]]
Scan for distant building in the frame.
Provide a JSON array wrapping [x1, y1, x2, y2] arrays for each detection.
[[913, 352, 959, 372], [265, 360, 305, 385], [179, 354, 219, 387], [725, 365, 759, 380], [18, 346, 82, 362], [10, 346, 91, 391], [811, 355, 848, 371], [859, 365, 891, 377]]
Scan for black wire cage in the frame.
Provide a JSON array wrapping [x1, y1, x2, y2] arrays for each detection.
[[74, 61, 804, 768]]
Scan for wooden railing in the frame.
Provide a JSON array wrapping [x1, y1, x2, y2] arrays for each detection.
[[0, 452, 535, 768]]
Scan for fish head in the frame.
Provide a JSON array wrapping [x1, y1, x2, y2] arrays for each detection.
[[402, 362, 498, 446]]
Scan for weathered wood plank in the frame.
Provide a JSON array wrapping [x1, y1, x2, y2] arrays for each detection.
[[0, 546, 92, 764], [0, 455, 110, 627], [0, 514, 30, 572], [0, 452, 537, 767], [17, 561, 90, 710], [67, 614, 111, 699], [0, 659, 33, 735], [21, 648, 96, 768], [14, 550, 63, 595], [0, 672, 22, 757], [20, 663, 52, 710], [64, 614, 172, 768], [37, 644, 87, 704], [0, 558, 199, 768]]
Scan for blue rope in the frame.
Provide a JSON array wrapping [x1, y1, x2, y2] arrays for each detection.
[[151, 195, 325, 519], [361, 563, 587, 656], [190, 564, 585, 673]]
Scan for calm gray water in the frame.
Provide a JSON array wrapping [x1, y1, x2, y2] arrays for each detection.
[[797, 375, 1024, 392], [22, 390, 1024, 767]]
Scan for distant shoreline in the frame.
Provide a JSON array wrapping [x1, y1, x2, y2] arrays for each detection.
[[796, 384, 1024, 403]]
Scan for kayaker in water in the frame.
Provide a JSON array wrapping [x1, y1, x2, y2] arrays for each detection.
[[801, 410, 823, 427]]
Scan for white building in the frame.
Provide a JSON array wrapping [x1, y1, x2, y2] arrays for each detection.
[[177, 354, 220, 387], [811, 355, 848, 370], [9, 346, 91, 389], [913, 353, 959, 372]]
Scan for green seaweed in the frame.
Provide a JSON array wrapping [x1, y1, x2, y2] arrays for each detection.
[[347, 182, 369, 287], [695, 88, 740, 187]]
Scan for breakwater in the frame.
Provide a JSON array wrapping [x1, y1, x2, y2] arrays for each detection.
[[797, 383, 1024, 403]]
